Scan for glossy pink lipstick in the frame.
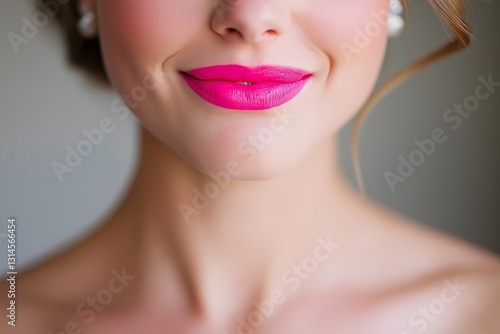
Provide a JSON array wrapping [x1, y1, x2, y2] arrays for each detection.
[[179, 65, 312, 110]]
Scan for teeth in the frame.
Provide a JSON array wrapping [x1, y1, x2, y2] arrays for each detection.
[[236, 81, 253, 85]]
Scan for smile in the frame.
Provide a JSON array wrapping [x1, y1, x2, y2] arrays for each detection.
[[179, 64, 312, 110]]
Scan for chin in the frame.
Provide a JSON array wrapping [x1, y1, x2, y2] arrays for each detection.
[[179, 137, 315, 182]]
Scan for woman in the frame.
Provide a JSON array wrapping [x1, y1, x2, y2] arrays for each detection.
[[2, 0, 499, 333]]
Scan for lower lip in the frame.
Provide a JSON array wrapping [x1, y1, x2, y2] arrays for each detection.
[[180, 73, 312, 110]]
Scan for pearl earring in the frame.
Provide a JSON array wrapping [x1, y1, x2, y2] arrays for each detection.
[[387, 0, 405, 38], [77, 3, 97, 39]]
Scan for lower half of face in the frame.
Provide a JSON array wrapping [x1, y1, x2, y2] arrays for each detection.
[[97, 0, 389, 179]]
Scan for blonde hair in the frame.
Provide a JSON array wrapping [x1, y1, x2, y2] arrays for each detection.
[[351, 0, 472, 194]]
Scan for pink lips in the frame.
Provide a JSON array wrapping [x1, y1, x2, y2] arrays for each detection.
[[179, 65, 312, 110]]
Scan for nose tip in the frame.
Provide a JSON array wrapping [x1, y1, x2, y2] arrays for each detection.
[[211, 0, 289, 44]]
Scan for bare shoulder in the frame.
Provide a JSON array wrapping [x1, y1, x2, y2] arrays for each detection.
[[0, 276, 59, 334], [370, 265, 500, 334], [447, 268, 500, 333], [0, 234, 119, 333], [357, 211, 500, 334]]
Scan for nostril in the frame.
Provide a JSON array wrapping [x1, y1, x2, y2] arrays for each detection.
[[266, 29, 278, 37], [227, 27, 237, 33]]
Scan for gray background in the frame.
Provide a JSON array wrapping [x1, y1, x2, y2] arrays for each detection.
[[0, 1, 499, 274]]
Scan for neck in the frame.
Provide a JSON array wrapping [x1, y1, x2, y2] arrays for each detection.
[[106, 126, 363, 325]]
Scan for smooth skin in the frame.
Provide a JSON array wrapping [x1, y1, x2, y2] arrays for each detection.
[[2, 0, 500, 333]]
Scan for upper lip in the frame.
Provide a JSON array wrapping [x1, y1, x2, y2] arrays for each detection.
[[180, 64, 312, 83]]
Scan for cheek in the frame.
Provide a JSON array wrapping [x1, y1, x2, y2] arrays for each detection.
[[96, 0, 203, 96], [300, 0, 389, 129], [305, 0, 389, 63]]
